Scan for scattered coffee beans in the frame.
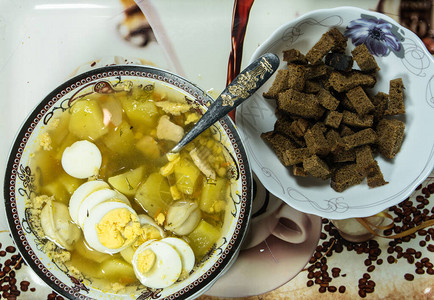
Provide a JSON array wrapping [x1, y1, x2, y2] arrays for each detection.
[[303, 181, 433, 296]]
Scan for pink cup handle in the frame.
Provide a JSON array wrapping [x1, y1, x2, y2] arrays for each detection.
[[271, 204, 310, 244]]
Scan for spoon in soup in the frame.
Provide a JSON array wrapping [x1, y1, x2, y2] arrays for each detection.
[[170, 52, 279, 154]]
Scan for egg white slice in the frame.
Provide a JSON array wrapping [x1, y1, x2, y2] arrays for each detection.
[[138, 214, 165, 238], [69, 180, 110, 224], [160, 237, 195, 275], [83, 201, 138, 254], [132, 240, 182, 289], [61, 140, 102, 179], [77, 188, 130, 229]]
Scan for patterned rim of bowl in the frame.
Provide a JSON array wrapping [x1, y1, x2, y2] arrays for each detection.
[[3, 65, 252, 300]]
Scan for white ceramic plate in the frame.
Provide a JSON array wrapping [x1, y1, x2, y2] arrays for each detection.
[[236, 7, 434, 219]]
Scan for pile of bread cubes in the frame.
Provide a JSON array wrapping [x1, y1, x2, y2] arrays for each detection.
[[261, 28, 405, 192]]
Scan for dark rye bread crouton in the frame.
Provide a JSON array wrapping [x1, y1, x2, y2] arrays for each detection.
[[304, 80, 322, 93], [340, 96, 357, 111], [263, 69, 289, 99], [285, 148, 311, 165], [331, 163, 365, 192], [339, 124, 355, 137], [355, 145, 376, 176], [289, 118, 310, 138], [292, 165, 308, 177], [329, 71, 376, 92], [342, 110, 374, 128], [306, 63, 328, 79], [333, 148, 356, 163], [326, 129, 344, 153], [277, 89, 325, 119], [303, 155, 331, 179], [273, 117, 306, 147], [376, 118, 405, 159], [317, 89, 340, 111], [287, 64, 306, 91], [304, 125, 330, 157], [385, 78, 405, 115], [372, 92, 388, 122], [346, 86, 375, 115], [283, 48, 308, 65], [351, 44, 380, 72], [367, 161, 388, 187], [261, 131, 296, 166], [342, 128, 378, 150], [324, 111, 343, 129], [306, 28, 347, 64]]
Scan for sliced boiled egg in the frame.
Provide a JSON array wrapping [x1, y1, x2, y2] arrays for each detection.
[[160, 237, 195, 276], [61, 140, 102, 179], [76, 188, 130, 229], [83, 201, 141, 254], [132, 240, 182, 289], [69, 180, 110, 224], [138, 214, 165, 239], [120, 215, 166, 264]]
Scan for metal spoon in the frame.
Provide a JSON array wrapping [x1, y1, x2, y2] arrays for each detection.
[[170, 53, 279, 153]]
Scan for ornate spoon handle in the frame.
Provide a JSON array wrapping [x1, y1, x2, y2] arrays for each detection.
[[171, 53, 279, 153]]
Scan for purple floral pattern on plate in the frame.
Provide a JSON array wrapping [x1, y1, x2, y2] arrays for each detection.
[[344, 15, 403, 57]]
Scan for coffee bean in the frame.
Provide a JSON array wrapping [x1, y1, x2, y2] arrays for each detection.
[[0, 251, 6, 257], [415, 268, 425, 274], [328, 286, 337, 293], [318, 286, 326, 293], [367, 265, 375, 272], [377, 258, 383, 265], [359, 289, 367, 298], [5, 246, 15, 254], [306, 280, 314, 287], [428, 244, 434, 252]]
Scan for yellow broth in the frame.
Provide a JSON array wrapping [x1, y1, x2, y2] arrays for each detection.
[[30, 82, 231, 289]]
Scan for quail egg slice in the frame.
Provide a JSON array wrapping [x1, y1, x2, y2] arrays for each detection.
[[83, 201, 141, 254], [160, 237, 195, 276], [69, 180, 110, 224], [132, 240, 182, 289], [61, 140, 102, 179], [77, 188, 130, 229], [40, 199, 81, 250]]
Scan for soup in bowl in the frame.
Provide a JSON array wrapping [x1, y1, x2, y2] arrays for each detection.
[[4, 65, 252, 299]]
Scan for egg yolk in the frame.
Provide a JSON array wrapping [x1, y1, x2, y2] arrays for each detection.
[[137, 249, 156, 274], [96, 208, 141, 249], [131, 225, 162, 251]]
